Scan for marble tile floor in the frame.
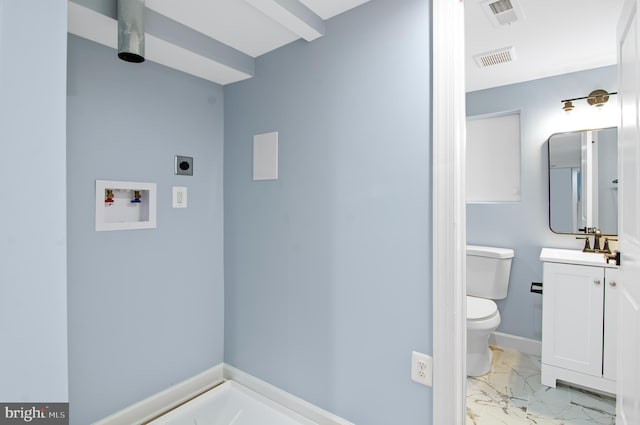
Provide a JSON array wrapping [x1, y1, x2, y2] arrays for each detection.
[[466, 346, 616, 425]]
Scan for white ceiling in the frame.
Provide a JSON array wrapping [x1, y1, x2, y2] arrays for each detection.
[[144, 0, 360, 58], [465, 0, 625, 92], [68, 0, 372, 85], [69, 0, 625, 90], [145, 0, 303, 58]]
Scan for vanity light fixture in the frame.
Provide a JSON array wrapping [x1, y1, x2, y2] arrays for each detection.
[[560, 89, 617, 112], [586, 89, 611, 107]]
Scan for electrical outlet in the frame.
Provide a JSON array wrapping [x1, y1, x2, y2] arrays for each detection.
[[175, 155, 193, 176], [411, 351, 432, 386]]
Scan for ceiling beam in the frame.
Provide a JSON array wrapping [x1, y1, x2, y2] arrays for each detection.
[[245, 0, 325, 42], [144, 8, 254, 77], [68, 0, 255, 85]]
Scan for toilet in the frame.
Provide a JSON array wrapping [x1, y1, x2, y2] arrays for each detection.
[[466, 245, 514, 377]]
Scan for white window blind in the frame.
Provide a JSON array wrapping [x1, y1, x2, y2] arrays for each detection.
[[466, 113, 521, 202]]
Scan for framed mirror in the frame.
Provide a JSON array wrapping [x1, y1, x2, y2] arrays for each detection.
[[548, 127, 618, 235]]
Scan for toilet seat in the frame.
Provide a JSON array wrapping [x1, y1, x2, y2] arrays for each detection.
[[466, 295, 501, 376], [467, 296, 498, 321]]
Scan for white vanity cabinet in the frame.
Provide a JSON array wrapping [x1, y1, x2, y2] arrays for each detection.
[[540, 248, 618, 395]]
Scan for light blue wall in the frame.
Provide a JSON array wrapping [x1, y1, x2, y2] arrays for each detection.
[[223, 0, 432, 424], [466, 65, 618, 340], [0, 0, 69, 402], [67, 36, 225, 424]]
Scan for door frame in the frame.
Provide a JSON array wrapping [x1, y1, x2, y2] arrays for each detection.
[[616, 0, 640, 423], [432, 0, 467, 423]]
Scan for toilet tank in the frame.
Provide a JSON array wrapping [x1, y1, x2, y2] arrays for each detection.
[[467, 245, 514, 300]]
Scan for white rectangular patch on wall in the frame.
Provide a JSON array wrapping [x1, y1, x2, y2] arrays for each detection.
[[253, 131, 278, 181], [466, 112, 521, 202]]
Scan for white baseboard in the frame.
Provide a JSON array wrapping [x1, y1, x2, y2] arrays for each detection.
[[489, 331, 542, 356], [222, 364, 354, 425], [93, 364, 224, 425], [93, 363, 353, 425]]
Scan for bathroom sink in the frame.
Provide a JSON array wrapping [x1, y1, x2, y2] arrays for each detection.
[[539, 248, 616, 268]]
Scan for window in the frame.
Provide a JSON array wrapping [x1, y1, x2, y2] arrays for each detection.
[[466, 112, 521, 202]]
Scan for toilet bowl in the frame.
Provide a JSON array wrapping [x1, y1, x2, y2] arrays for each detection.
[[467, 295, 501, 376], [466, 245, 514, 377]]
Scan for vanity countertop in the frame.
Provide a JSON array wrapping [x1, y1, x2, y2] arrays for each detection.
[[539, 247, 618, 268]]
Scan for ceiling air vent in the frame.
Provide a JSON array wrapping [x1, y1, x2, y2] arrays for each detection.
[[481, 0, 524, 27], [473, 46, 516, 68]]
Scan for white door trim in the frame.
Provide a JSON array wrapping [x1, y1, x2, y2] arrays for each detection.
[[616, 0, 640, 422], [432, 0, 467, 424]]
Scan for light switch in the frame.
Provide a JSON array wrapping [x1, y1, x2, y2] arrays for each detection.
[[173, 186, 187, 208]]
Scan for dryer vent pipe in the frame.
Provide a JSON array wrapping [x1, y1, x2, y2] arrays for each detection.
[[118, 0, 145, 63]]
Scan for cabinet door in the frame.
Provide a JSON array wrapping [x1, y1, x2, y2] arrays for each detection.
[[603, 268, 619, 381], [542, 263, 604, 377]]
